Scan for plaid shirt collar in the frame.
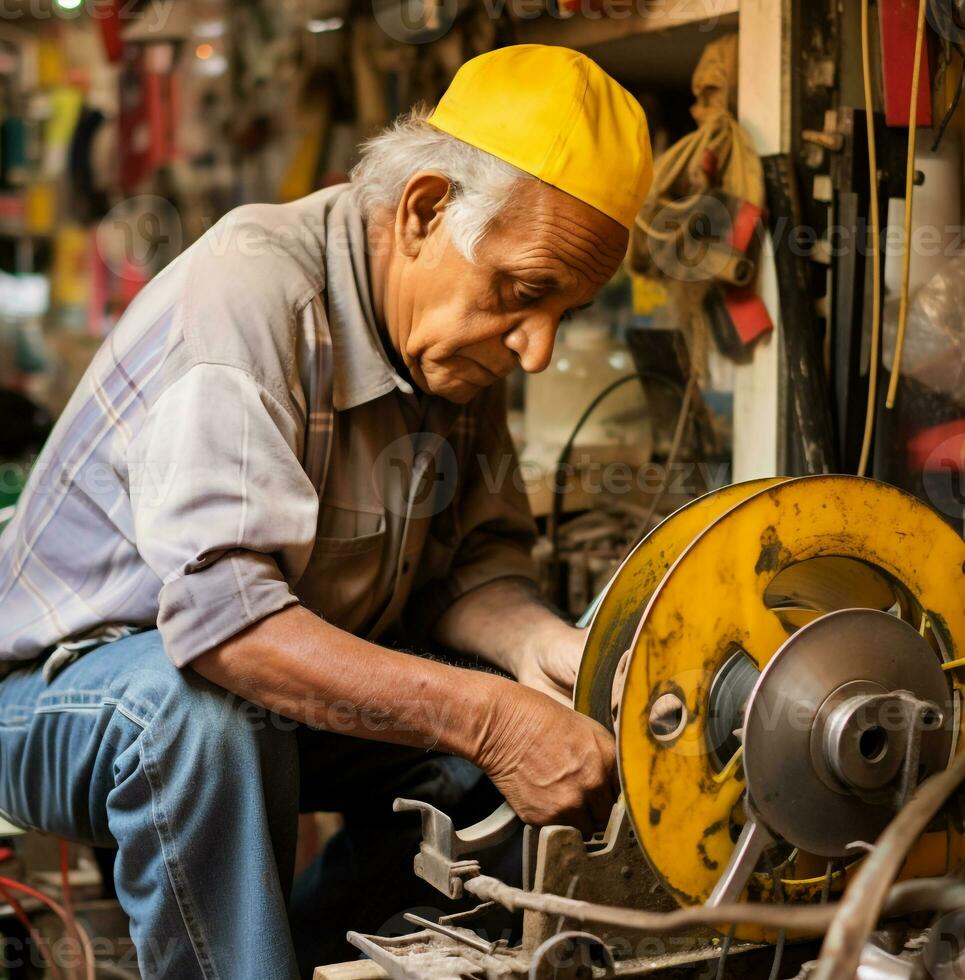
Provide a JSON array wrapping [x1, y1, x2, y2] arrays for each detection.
[[325, 189, 415, 412]]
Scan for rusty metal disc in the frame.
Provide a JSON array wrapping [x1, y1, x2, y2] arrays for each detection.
[[743, 608, 955, 857]]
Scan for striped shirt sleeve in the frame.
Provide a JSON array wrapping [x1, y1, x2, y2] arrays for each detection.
[[126, 361, 319, 666]]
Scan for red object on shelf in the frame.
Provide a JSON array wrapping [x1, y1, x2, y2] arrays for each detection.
[[118, 44, 179, 192], [727, 200, 764, 255], [723, 288, 773, 346], [96, 0, 123, 63], [878, 0, 934, 128], [0, 195, 24, 222], [907, 419, 965, 473]]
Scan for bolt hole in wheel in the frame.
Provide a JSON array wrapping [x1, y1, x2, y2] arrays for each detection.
[[920, 707, 941, 729], [649, 693, 688, 742], [858, 725, 888, 763]]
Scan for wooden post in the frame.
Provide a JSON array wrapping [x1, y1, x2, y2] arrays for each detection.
[[313, 962, 389, 980], [733, 0, 791, 479]]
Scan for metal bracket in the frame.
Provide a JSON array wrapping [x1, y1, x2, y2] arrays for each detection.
[[393, 798, 521, 899], [889, 691, 943, 809], [706, 803, 776, 908]]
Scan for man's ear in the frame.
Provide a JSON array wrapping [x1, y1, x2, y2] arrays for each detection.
[[395, 172, 453, 258]]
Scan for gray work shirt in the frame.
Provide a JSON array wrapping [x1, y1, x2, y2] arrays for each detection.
[[0, 184, 537, 670]]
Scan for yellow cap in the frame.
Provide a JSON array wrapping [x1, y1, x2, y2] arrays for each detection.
[[427, 45, 652, 231]]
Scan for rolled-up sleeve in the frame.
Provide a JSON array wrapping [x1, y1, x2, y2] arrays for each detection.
[[127, 362, 319, 666]]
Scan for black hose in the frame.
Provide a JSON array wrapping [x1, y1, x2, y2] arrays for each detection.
[[761, 154, 838, 474], [548, 371, 686, 593]]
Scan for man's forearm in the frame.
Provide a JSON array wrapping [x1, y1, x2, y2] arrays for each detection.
[[432, 577, 574, 677], [192, 604, 503, 759], [191, 600, 617, 832]]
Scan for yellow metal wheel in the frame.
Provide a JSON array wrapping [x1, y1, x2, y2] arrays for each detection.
[[575, 479, 788, 728], [612, 476, 965, 935]]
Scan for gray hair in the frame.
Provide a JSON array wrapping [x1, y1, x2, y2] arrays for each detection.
[[350, 105, 529, 262]]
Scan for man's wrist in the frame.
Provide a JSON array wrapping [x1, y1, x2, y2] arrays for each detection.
[[496, 590, 574, 678], [434, 577, 570, 678], [515, 616, 575, 672], [443, 669, 520, 764]]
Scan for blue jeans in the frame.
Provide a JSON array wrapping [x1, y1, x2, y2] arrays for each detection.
[[0, 629, 500, 979]]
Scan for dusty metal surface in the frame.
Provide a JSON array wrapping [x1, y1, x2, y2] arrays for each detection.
[[392, 798, 519, 900], [348, 928, 526, 979], [522, 801, 680, 957], [341, 930, 772, 980], [335, 477, 965, 979], [743, 609, 953, 856], [575, 479, 787, 729]]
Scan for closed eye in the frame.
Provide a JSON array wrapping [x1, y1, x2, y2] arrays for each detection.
[[561, 302, 594, 323], [513, 282, 546, 305]]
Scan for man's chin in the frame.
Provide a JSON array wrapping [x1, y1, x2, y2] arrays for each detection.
[[408, 360, 487, 403], [435, 380, 483, 404], [420, 373, 485, 404]]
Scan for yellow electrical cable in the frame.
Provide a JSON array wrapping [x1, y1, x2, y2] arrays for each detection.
[[886, 0, 929, 409], [858, 0, 882, 477]]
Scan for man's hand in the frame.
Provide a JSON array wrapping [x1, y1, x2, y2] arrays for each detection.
[[473, 683, 618, 835], [515, 621, 586, 706]]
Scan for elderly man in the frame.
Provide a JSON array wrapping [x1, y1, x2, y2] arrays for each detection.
[[0, 45, 651, 978]]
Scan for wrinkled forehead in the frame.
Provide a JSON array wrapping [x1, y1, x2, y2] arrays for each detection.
[[479, 180, 629, 294]]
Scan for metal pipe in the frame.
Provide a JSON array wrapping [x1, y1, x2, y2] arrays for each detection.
[[813, 750, 965, 980], [462, 873, 965, 937], [402, 912, 501, 955], [465, 874, 835, 932]]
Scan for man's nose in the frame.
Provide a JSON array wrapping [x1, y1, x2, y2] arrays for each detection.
[[504, 315, 557, 374]]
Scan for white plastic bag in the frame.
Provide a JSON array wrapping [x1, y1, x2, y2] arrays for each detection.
[[883, 254, 965, 404]]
